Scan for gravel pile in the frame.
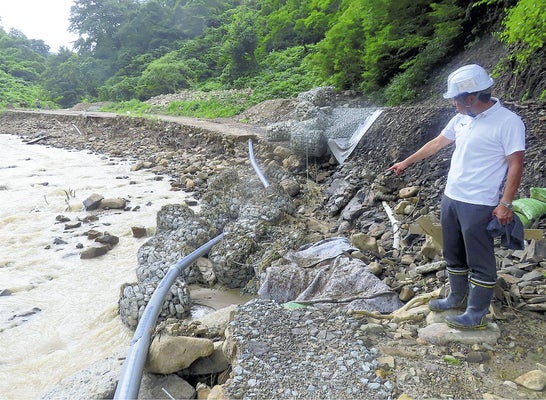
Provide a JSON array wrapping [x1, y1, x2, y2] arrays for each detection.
[[224, 299, 395, 400]]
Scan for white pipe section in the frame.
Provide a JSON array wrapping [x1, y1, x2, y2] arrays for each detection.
[[248, 139, 270, 188], [382, 201, 400, 250], [72, 124, 83, 135]]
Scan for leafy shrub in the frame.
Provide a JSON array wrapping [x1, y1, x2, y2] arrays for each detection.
[[98, 76, 140, 101], [499, 0, 546, 67], [0, 70, 47, 108], [233, 46, 324, 102]]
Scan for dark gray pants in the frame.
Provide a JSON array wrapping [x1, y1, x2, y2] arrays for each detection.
[[441, 195, 497, 286]]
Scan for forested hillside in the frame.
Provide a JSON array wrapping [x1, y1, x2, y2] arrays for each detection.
[[0, 0, 544, 112]]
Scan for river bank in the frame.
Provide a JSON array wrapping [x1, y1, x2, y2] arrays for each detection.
[[0, 133, 182, 398], [1, 99, 545, 399]]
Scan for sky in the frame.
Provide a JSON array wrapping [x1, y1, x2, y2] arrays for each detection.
[[0, 0, 78, 52]]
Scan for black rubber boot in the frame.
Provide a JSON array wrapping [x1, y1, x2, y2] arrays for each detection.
[[445, 281, 494, 330], [429, 269, 468, 311]]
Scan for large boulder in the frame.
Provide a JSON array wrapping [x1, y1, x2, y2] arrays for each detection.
[[146, 334, 214, 374]]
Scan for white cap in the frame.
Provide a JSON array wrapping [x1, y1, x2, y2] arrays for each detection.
[[443, 64, 494, 99]]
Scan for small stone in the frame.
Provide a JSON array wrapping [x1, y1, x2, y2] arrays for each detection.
[[394, 200, 410, 214], [131, 226, 147, 238], [83, 193, 104, 210], [100, 197, 127, 209], [80, 244, 109, 259], [466, 351, 490, 363], [87, 229, 102, 239], [95, 234, 119, 245], [377, 356, 395, 369], [367, 261, 383, 276], [415, 261, 447, 274], [53, 237, 68, 245], [359, 323, 385, 335], [279, 179, 300, 197], [351, 233, 379, 254], [399, 286, 415, 302], [64, 221, 81, 230], [502, 380, 518, 390], [400, 254, 415, 265], [399, 186, 419, 198]]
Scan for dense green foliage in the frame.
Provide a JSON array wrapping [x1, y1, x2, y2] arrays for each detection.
[[499, 0, 546, 66], [0, 28, 51, 107], [1, 0, 545, 113]]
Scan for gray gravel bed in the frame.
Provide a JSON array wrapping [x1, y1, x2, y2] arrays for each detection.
[[225, 299, 394, 400]]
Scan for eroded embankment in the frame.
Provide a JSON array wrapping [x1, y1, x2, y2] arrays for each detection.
[[2, 104, 546, 400]]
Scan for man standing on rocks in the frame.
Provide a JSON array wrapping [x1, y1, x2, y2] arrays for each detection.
[[387, 64, 525, 330]]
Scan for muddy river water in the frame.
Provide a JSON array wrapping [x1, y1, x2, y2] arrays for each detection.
[[0, 134, 246, 398]]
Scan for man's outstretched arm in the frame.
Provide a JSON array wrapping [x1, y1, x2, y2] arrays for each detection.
[[387, 134, 453, 175]]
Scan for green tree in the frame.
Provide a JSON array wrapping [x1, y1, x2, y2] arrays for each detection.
[[43, 49, 108, 106], [294, 0, 340, 45], [69, 0, 138, 58], [220, 7, 260, 81], [0, 29, 48, 80], [136, 51, 207, 98], [313, 0, 366, 89], [492, 0, 546, 100], [384, 0, 465, 104], [259, 2, 299, 52], [0, 27, 49, 107]]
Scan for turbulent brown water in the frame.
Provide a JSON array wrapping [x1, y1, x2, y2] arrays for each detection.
[[0, 134, 186, 398]]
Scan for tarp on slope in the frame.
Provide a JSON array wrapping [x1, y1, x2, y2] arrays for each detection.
[[258, 237, 403, 314], [327, 109, 383, 164]]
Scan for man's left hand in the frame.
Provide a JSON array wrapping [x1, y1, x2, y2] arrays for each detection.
[[493, 205, 513, 225]]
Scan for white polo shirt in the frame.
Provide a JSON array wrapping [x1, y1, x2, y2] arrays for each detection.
[[441, 99, 526, 206]]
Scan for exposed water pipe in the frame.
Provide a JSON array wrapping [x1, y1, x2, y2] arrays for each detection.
[[115, 139, 270, 399], [114, 233, 224, 400], [382, 201, 400, 250], [248, 139, 270, 188], [72, 124, 83, 135]]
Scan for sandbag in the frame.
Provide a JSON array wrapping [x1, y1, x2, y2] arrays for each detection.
[[514, 211, 530, 228], [512, 198, 546, 227], [530, 187, 546, 203]]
